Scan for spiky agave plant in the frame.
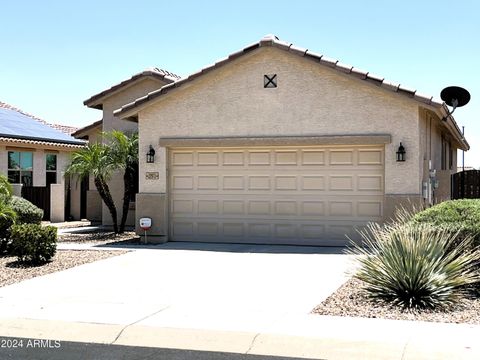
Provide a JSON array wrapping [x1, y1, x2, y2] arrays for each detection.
[[351, 223, 480, 310]]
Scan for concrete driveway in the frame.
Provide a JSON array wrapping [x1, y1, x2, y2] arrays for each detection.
[[0, 243, 354, 333]]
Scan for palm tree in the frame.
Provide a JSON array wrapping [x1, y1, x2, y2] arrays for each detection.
[[104, 130, 138, 233], [65, 143, 119, 233], [0, 175, 15, 253], [0, 174, 13, 203]]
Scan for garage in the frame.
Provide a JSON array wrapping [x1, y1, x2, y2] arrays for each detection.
[[168, 145, 384, 246]]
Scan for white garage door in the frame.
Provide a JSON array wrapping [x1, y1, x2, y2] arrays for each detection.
[[168, 145, 384, 246]]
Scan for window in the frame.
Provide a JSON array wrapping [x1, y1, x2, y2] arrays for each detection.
[[46, 153, 57, 186], [8, 151, 33, 186], [449, 142, 453, 170]]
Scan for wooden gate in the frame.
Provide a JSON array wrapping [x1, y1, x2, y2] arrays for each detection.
[[21, 186, 51, 221], [451, 170, 480, 199]]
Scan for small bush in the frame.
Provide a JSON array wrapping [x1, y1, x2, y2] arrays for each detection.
[[351, 222, 480, 310], [9, 196, 43, 225], [10, 224, 57, 264], [410, 199, 480, 246]]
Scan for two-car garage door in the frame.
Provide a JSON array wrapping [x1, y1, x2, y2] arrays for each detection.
[[168, 145, 384, 246]]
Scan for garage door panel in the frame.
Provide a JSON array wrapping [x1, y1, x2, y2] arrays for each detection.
[[169, 146, 384, 245], [329, 150, 354, 165], [301, 150, 325, 165], [358, 149, 383, 165], [274, 176, 298, 190], [275, 151, 298, 165]]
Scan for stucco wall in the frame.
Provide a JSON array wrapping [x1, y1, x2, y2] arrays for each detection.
[[69, 175, 81, 220], [138, 47, 422, 198], [50, 183, 64, 222], [419, 109, 458, 205], [0, 143, 74, 222]]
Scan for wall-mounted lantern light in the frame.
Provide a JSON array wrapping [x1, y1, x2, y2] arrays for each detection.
[[146, 145, 155, 163], [396, 142, 406, 162]]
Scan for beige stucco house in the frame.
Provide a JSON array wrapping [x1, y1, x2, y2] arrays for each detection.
[[80, 35, 468, 246], [0, 101, 84, 222]]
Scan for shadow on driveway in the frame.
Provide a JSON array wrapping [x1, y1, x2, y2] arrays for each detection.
[[97, 241, 347, 254]]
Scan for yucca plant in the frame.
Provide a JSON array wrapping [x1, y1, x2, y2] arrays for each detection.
[[351, 222, 480, 309]]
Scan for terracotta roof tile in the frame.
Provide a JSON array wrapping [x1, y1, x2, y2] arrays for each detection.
[[380, 80, 400, 92], [289, 44, 308, 56], [319, 55, 338, 68], [71, 119, 103, 138], [350, 67, 369, 79], [335, 62, 353, 73], [84, 68, 180, 109], [304, 50, 323, 61], [0, 136, 84, 149]]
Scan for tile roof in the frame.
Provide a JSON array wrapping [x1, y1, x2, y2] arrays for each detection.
[[113, 35, 467, 149], [84, 68, 181, 109], [0, 136, 84, 149], [71, 119, 103, 138], [0, 101, 85, 146], [115, 35, 447, 115]]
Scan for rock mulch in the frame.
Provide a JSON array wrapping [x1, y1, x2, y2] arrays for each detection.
[[0, 250, 128, 288], [313, 278, 480, 325], [58, 231, 140, 246]]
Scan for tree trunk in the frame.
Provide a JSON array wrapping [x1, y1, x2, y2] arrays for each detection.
[[94, 177, 118, 234], [119, 166, 135, 233]]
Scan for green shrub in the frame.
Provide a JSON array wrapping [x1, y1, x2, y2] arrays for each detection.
[[9, 196, 43, 225], [351, 222, 480, 310], [10, 224, 57, 264], [410, 199, 480, 248], [0, 200, 16, 254]]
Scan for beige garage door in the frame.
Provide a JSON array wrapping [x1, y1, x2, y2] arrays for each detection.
[[168, 145, 384, 246]]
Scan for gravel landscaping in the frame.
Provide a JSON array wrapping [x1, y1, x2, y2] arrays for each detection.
[[0, 249, 128, 288], [313, 278, 480, 325], [58, 230, 140, 246]]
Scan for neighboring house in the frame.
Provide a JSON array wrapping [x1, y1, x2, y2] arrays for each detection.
[[0, 101, 85, 221], [73, 68, 180, 227], [83, 35, 468, 246]]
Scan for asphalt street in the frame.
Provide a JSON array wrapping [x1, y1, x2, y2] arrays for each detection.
[[0, 337, 320, 360]]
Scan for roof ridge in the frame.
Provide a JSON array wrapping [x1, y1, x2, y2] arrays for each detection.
[[116, 35, 445, 115]]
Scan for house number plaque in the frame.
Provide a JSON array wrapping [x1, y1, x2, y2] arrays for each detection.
[[145, 172, 159, 180]]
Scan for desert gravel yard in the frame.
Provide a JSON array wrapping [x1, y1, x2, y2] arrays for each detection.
[[313, 278, 480, 325], [58, 230, 140, 246]]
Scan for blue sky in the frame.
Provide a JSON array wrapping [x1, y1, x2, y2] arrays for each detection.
[[1, 0, 479, 166]]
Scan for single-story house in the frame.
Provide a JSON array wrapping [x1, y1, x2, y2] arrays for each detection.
[[0, 101, 85, 221], [79, 35, 468, 246]]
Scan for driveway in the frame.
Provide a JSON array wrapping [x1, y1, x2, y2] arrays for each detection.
[[0, 243, 354, 333]]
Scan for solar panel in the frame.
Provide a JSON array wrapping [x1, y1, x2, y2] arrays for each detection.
[[0, 107, 83, 144]]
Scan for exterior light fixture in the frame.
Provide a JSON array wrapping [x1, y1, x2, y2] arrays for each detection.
[[396, 143, 406, 162], [146, 145, 155, 163]]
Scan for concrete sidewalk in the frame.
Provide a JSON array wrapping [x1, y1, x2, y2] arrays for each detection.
[[0, 315, 478, 359]]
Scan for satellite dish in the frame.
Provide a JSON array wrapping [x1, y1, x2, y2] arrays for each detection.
[[441, 86, 470, 108], [440, 86, 470, 121]]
